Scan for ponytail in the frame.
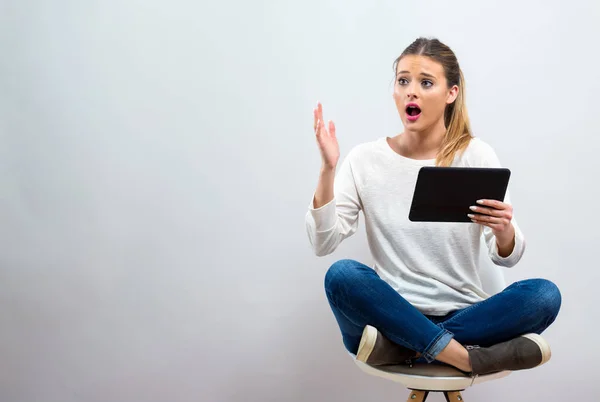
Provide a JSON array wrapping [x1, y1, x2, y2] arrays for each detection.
[[436, 69, 473, 167]]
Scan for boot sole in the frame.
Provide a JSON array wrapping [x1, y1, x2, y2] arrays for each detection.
[[356, 325, 378, 363], [522, 333, 552, 366]]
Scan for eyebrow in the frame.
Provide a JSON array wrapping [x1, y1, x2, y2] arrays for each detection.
[[397, 70, 436, 79]]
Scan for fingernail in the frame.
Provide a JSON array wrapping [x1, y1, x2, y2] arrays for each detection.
[[469, 206, 477, 211], [476, 200, 484, 204], [467, 214, 475, 218]]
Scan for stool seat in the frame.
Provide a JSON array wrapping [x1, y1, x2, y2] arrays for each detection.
[[352, 356, 510, 391]]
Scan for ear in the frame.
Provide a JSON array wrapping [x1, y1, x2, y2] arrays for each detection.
[[446, 85, 459, 104]]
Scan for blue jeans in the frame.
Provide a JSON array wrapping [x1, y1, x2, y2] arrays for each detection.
[[324, 259, 561, 363]]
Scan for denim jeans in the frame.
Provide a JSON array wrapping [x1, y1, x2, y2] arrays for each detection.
[[324, 259, 562, 363]]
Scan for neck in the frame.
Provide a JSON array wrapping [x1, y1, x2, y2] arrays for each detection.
[[392, 119, 447, 160]]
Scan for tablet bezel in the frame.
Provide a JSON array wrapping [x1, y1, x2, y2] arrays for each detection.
[[408, 166, 511, 223]]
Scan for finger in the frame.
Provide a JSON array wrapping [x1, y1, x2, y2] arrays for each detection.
[[315, 119, 321, 136], [468, 214, 502, 227], [318, 102, 324, 125], [328, 120, 336, 138], [469, 205, 511, 218], [477, 199, 509, 210], [313, 107, 318, 131], [470, 218, 503, 231], [468, 214, 506, 225], [318, 119, 328, 138]]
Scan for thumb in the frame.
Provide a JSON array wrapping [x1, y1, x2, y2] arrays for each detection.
[[328, 120, 336, 138]]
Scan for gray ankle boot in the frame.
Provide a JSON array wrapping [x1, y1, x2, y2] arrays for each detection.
[[467, 334, 552, 375], [356, 325, 418, 366]]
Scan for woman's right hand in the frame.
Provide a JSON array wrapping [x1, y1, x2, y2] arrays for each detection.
[[313, 102, 339, 171]]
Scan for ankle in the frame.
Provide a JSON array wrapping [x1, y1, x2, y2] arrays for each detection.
[[453, 345, 472, 372], [456, 356, 472, 373], [435, 340, 473, 372], [463, 354, 473, 373]]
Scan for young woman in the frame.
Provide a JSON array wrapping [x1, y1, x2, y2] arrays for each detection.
[[305, 37, 561, 376]]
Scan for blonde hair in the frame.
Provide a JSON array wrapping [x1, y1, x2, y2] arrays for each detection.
[[393, 38, 473, 166]]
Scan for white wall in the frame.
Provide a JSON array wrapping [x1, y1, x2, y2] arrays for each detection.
[[1, 1, 598, 401]]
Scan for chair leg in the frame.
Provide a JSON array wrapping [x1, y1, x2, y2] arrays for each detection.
[[444, 390, 464, 402], [406, 390, 429, 402]]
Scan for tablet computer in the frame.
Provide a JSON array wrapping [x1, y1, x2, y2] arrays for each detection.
[[408, 166, 511, 222]]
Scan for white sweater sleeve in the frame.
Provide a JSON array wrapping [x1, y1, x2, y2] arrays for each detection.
[[478, 144, 526, 267], [305, 150, 362, 256]]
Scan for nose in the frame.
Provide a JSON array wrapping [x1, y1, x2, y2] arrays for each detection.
[[406, 82, 419, 99]]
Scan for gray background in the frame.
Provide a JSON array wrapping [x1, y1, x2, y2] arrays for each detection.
[[1, 0, 597, 401]]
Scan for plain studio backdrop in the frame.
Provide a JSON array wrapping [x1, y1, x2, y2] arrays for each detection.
[[1, 1, 599, 401]]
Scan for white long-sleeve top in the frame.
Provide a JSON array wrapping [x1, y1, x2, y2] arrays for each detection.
[[305, 136, 526, 315]]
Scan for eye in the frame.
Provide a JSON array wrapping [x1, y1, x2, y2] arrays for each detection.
[[398, 78, 409, 85], [421, 80, 433, 88]]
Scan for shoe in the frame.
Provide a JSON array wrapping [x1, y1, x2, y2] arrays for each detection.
[[467, 334, 552, 375], [356, 325, 417, 366]]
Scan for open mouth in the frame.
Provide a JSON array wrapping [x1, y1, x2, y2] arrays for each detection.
[[406, 105, 421, 116], [405, 103, 422, 121]]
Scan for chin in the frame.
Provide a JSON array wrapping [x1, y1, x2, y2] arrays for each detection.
[[403, 120, 424, 132], [404, 118, 435, 134]]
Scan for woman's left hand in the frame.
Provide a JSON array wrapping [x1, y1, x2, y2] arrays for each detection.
[[468, 199, 515, 244]]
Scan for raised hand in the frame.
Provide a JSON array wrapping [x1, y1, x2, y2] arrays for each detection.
[[313, 102, 340, 170]]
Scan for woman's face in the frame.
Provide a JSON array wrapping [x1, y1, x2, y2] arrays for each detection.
[[393, 55, 458, 133]]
